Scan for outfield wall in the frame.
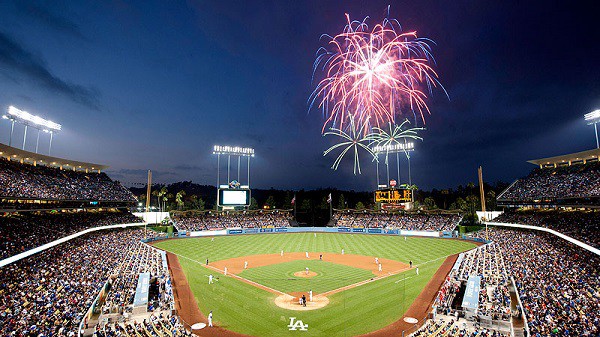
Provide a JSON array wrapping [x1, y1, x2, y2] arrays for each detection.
[[178, 227, 456, 238]]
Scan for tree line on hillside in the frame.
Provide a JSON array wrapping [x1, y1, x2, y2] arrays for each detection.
[[130, 180, 509, 222]]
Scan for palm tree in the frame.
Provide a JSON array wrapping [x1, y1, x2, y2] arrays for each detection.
[[176, 190, 186, 210]]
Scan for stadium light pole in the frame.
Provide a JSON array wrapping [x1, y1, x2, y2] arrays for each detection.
[[4, 106, 61, 153], [584, 109, 600, 148]]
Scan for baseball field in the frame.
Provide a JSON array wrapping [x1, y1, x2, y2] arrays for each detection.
[[154, 233, 477, 337]]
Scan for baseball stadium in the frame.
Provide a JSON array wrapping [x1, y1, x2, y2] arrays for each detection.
[[0, 2, 599, 337]]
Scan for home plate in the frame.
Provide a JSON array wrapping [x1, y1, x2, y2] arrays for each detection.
[[403, 317, 418, 324], [191, 323, 207, 330]]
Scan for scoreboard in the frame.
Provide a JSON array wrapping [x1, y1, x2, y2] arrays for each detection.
[[374, 188, 413, 204]]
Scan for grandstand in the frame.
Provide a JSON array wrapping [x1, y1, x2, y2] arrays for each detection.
[[497, 148, 600, 208], [0, 146, 192, 336], [331, 210, 461, 232]]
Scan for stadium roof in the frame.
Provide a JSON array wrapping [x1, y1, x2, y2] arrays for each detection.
[[0, 143, 108, 172], [527, 148, 600, 167]]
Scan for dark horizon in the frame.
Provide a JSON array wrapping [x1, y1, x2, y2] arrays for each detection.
[[0, 1, 598, 192]]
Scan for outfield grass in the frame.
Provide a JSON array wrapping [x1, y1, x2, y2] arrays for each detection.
[[155, 233, 476, 337], [239, 259, 375, 294]]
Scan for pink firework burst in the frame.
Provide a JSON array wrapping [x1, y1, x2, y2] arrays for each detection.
[[310, 9, 446, 134]]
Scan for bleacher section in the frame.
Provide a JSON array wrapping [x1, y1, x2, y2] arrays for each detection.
[[332, 211, 460, 231], [172, 210, 292, 232]]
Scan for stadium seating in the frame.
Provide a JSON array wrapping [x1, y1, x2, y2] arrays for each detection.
[[498, 161, 600, 201], [0, 228, 181, 336], [0, 157, 136, 202], [472, 228, 600, 336], [172, 210, 292, 232], [492, 210, 600, 248], [332, 211, 460, 231], [0, 211, 143, 259]]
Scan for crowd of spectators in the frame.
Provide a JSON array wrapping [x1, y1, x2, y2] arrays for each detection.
[[0, 157, 136, 202], [102, 242, 172, 315], [0, 211, 143, 260], [472, 228, 600, 336], [93, 313, 192, 337], [435, 243, 511, 323], [492, 210, 600, 249], [411, 318, 508, 337], [173, 210, 292, 231], [0, 228, 184, 336], [498, 161, 600, 201], [332, 211, 460, 231]]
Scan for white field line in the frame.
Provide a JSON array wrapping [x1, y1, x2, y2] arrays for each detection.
[[175, 253, 286, 295], [176, 251, 459, 298]]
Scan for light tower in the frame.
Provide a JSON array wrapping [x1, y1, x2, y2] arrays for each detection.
[[2, 106, 61, 154], [584, 109, 600, 149]]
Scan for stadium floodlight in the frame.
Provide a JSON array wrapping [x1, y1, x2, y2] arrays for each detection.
[[7, 106, 61, 132], [212, 145, 255, 157], [584, 109, 600, 148], [372, 142, 414, 154], [3, 106, 61, 154]]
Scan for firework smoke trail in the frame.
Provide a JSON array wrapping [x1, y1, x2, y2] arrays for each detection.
[[310, 8, 446, 134]]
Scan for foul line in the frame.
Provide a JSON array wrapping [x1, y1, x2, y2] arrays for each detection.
[[175, 251, 461, 299], [175, 253, 286, 295]]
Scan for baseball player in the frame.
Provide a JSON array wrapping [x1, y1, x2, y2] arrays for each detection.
[[416, 267, 419, 275], [375, 257, 379, 265], [302, 294, 306, 307], [208, 274, 213, 284], [305, 267, 309, 275], [305, 251, 309, 259], [378, 263, 382, 272], [341, 248, 345, 255], [309, 290, 313, 302], [281, 250, 284, 256], [208, 311, 213, 327], [224, 267, 227, 276], [244, 261, 248, 269], [409, 260, 413, 268]]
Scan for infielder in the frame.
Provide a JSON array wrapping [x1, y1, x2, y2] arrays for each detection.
[[244, 261, 248, 269], [224, 267, 227, 276], [305, 251, 309, 259], [375, 257, 379, 265], [208, 274, 213, 284], [208, 311, 213, 327], [378, 263, 382, 272], [281, 250, 284, 256], [309, 290, 313, 302], [416, 267, 419, 275], [341, 248, 345, 255]]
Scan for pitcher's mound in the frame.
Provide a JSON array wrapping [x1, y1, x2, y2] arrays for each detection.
[[274, 293, 329, 311], [293, 271, 318, 278]]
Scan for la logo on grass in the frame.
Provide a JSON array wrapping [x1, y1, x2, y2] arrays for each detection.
[[288, 317, 308, 331]]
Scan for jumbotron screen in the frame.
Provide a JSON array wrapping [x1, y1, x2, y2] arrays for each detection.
[[219, 189, 251, 206]]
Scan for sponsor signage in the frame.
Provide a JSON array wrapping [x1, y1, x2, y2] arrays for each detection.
[[228, 229, 243, 235], [462, 275, 481, 310], [375, 188, 412, 204], [367, 228, 382, 234], [352, 228, 364, 233], [260, 228, 274, 233], [338, 227, 351, 232], [275, 227, 288, 232]]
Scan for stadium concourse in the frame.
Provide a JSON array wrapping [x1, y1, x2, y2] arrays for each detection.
[[0, 151, 193, 336]]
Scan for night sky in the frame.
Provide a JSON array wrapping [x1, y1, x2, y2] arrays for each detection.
[[0, 1, 598, 191]]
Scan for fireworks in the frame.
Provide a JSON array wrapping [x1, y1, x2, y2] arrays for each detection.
[[310, 8, 445, 133], [314, 7, 443, 175], [323, 115, 377, 175]]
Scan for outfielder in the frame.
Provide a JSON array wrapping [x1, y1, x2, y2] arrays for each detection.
[[208, 274, 213, 284]]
